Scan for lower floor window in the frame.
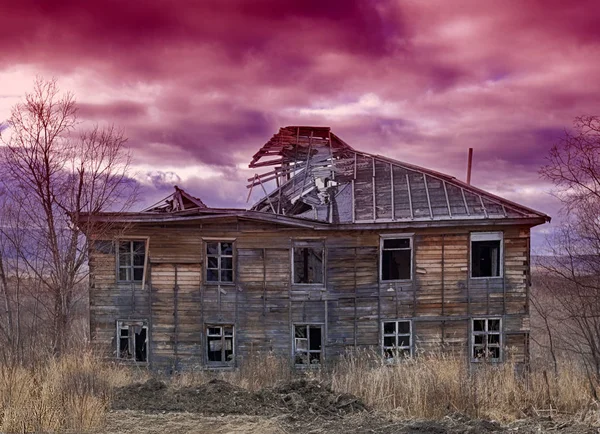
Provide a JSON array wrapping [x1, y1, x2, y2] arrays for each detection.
[[472, 318, 501, 361], [116, 320, 148, 362], [207, 325, 234, 365], [382, 320, 412, 360], [294, 324, 322, 365]]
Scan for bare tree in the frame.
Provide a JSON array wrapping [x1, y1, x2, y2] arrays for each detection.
[[0, 78, 136, 356], [537, 115, 600, 386]]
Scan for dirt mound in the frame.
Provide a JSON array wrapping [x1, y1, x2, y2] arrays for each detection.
[[112, 378, 366, 418], [257, 379, 367, 417]]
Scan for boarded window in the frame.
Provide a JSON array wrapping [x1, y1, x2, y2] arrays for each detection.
[[206, 325, 234, 365], [118, 240, 146, 282], [116, 320, 148, 362], [381, 237, 412, 281], [293, 247, 324, 284], [382, 320, 412, 360], [471, 232, 502, 278], [472, 318, 502, 361], [294, 324, 322, 365], [206, 242, 234, 283]]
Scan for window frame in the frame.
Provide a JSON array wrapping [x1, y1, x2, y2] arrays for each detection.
[[204, 239, 236, 285], [116, 239, 147, 283], [471, 317, 503, 362], [116, 320, 148, 363], [379, 234, 414, 282], [470, 232, 504, 279], [291, 239, 326, 286], [381, 319, 413, 360], [205, 324, 235, 367], [293, 323, 324, 367]]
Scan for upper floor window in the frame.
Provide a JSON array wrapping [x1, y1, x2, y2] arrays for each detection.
[[206, 241, 234, 283], [118, 240, 146, 282], [116, 320, 148, 362], [380, 236, 412, 281], [471, 232, 503, 278], [292, 240, 324, 284], [472, 318, 502, 361]]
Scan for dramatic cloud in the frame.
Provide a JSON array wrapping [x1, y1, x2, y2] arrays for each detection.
[[2, 0, 600, 249]]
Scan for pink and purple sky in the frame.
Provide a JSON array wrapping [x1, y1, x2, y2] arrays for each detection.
[[2, 0, 599, 249]]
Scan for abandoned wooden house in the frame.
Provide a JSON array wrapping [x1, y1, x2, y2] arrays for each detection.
[[81, 126, 550, 371]]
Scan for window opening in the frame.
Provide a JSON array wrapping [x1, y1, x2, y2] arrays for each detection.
[[207, 325, 234, 364], [116, 321, 147, 362], [118, 240, 146, 282], [472, 318, 502, 361], [381, 237, 412, 281], [382, 320, 412, 360], [293, 245, 324, 284], [206, 242, 234, 283], [471, 232, 502, 278], [294, 324, 322, 365]]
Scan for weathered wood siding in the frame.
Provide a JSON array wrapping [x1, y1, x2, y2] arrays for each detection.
[[88, 222, 531, 371]]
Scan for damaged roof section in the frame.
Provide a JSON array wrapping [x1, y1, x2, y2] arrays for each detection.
[[248, 126, 550, 225], [142, 185, 207, 213]]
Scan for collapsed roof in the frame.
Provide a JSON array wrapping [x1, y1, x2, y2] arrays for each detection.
[[247, 126, 550, 225]]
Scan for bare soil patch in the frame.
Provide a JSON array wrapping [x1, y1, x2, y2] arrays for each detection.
[[110, 379, 598, 433]]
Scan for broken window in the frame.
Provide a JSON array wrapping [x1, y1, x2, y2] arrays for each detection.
[[118, 240, 146, 282], [380, 237, 412, 281], [294, 324, 322, 366], [471, 232, 502, 278], [382, 320, 412, 360], [293, 241, 324, 284], [472, 318, 502, 361], [116, 320, 148, 362], [206, 241, 234, 283], [206, 325, 234, 365]]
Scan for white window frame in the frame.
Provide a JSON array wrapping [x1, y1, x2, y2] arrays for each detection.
[[379, 234, 414, 282], [116, 320, 148, 362], [470, 232, 503, 279], [291, 239, 325, 286], [471, 317, 502, 362], [116, 239, 147, 283], [293, 324, 323, 366], [381, 319, 413, 360], [205, 324, 235, 366], [204, 239, 235, 284]]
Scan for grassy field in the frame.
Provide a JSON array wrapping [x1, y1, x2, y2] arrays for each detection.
[[0, 349, 595, 432]]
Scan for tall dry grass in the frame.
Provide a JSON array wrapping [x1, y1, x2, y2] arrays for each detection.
[[330, 349, 591, 421], [0, 351, 132, 433]]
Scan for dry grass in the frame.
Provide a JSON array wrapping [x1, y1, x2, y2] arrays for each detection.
[[329, 349, 591, 421], [0, 349, 592, 431], [0, 351, 132, 432]]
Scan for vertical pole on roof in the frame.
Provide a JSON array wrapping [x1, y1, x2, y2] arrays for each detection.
[[406, 174, 414, 220], [372, 157, 376, 221], [390, 163, 395, 221], [466, 148, 473, 185]]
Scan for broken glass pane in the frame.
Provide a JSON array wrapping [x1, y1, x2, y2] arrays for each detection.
[[488, 320, 500, 331], [473, 320, 485, 332], [295, 338, 308, 351], [397, 321, 410, 334], [398, 336, 410, 348], [208, 327, 222, 336], [383, 322, 395, 334], [488, 334, 500, 345], [384, 336, 396, 347], [474, 335, 484, 345], [135, 328, 147, 362], [309, 326, 322, 350], [382, 249, 411, 280], [309, 353, 321, 364], [207, 269, 219, 282], [207, 243, 219, 255]]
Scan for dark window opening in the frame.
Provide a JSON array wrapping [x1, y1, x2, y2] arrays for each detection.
[[294, 324, 322, 365], [293, 246, 324, 284], [118, 240, 146, 282], [472, 318, 501, 362], [381, 238, 411, 281], [471, 238, 501, 278], [206, 242, 234, 283], [207, 325, 234, 364], [382, 320, 412, 360], [117, 321, 147, 362]]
